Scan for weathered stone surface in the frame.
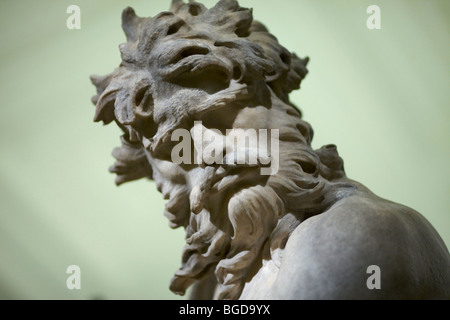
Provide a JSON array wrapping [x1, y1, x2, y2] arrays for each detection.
[[91, 0, 450, 299]]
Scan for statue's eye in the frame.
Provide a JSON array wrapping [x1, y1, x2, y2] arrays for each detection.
[[188, 4, 201, 16], [167, 20, 185, 36], [235, 27, 249, 38], [233, 66, 242, 80], [279, 52, 291, 65]]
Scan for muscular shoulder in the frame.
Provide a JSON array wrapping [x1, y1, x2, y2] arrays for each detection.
[[271, 189, 450, 299]]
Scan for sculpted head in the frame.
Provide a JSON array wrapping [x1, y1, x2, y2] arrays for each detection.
[[91, 0, 353, 299]]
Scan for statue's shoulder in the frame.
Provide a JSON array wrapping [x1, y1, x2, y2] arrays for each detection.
[[272, 185, 450, 299]]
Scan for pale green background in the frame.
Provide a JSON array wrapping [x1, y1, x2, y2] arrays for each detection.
[[0, 0, 448, 299]]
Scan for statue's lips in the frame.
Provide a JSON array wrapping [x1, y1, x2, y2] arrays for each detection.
[[162, 55, 232, 82]]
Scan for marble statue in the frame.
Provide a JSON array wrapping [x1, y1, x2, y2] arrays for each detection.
[[90, 0, 450, 299]]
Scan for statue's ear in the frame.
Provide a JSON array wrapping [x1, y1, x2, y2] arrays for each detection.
[[288, 54, 309, 88], [248, 21, 309, 100], [264, 51, 309, 96], [109, 135, 153, 186]]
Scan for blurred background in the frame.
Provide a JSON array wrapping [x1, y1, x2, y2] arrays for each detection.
[[0, 0, 448, 299]]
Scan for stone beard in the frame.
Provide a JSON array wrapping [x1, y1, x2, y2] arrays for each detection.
[[91, 0, 450, 299]]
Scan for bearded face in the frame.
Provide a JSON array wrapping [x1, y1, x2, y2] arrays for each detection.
[[91, 0, 346, 300]]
